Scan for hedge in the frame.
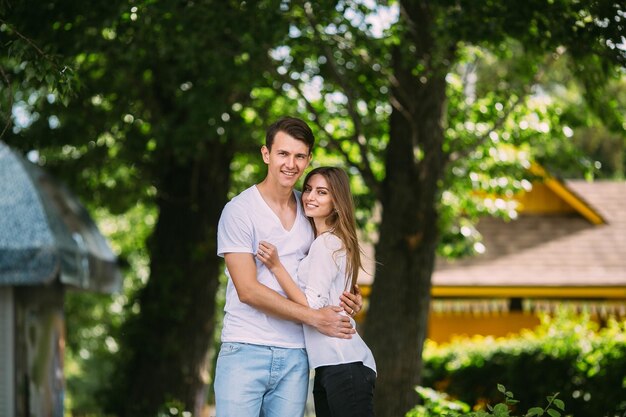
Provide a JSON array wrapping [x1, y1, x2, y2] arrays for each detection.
[[418, 309, 626, 417]]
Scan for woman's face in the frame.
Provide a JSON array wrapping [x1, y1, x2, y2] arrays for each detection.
[[302, 174, 334, 220]]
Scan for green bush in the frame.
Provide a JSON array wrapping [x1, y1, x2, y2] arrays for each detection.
[[407, 384, 567, 417], [421, 310, 626, 417]]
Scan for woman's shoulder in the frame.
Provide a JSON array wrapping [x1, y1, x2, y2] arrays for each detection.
[[313, 231, 343, 251]]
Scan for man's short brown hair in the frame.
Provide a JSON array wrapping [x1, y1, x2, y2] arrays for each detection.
[[265, 117, 315, 153]]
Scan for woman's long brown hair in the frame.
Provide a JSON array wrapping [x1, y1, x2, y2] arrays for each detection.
[[302, 167, 362, 293]]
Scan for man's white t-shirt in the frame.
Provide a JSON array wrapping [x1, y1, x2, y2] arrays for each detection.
[[217, 185, 314, 348], [299, 232, 377, 373]]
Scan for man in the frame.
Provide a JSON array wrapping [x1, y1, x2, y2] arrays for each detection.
[[216, 117, 363, 417]]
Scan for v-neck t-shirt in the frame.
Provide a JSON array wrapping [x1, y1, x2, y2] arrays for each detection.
[[217, 185, 314, 348]]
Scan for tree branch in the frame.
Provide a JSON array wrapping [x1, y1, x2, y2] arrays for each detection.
[[0, 18, 54, 61], [271, 61, 380, 193], [0, 64, 13, 138], [302, 4, 380, 192]]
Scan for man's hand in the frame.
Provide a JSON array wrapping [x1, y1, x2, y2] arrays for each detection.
[[311, 306, 355, 339], [339, 284, 363, 318]]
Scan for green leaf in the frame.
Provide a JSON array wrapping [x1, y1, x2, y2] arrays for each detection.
[[553, 399, 565, 411], [493, 403, 510, 417], [45, 73, 56, 86], [526, 407, 544, 417], [497, 384, 507, 394], [546, 409, 561, 417]]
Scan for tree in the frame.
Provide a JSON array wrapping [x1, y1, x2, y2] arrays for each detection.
[[2, 1, 288, 415], [268, 1, 624, 415]]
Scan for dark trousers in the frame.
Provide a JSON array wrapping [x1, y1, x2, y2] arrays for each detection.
[[313, 362, 376, 417]]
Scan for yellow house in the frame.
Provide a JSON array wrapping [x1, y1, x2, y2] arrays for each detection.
[[431, 177, 626, 342], [359, 177, 626, 343]]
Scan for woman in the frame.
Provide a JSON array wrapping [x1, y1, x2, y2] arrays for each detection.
[[256, 166, 376, 417]]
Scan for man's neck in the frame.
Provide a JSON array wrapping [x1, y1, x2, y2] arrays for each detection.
[[256, 178, 294, 208], [256, 178, 298, 231]]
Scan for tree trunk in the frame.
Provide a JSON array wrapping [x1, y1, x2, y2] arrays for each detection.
[[113, 141, 233, 417], [364, 2, 448, 415]]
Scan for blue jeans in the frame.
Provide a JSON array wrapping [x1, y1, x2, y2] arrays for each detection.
[[313, 362, 376, 417], [214, 342, 309, 417]]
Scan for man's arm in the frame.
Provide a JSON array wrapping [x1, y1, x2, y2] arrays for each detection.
[[258, 240, 364, 318], [224, 252, 355, 338]]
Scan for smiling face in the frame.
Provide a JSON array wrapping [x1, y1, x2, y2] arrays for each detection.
[[261, 131, 311, 190], [302, 174, 334, 221]]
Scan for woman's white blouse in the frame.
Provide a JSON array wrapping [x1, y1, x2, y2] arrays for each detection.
[[297, 232, 376, 373]]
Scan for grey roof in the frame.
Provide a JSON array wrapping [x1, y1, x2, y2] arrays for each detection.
[[0, 141, 122, 292], [433, 180, 626, 288]]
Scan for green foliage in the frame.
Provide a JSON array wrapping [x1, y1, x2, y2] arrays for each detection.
[[421, 310, 626, 417], [3, 0, 287, 206], [157, 400, 192, 417], [267, 1, 624, 264], [406, 386, 471, 416], [406, 385, 566, 417], [0, 17, 81, 102], [64, 203, 154, 414], [3, 1, 292, 414]]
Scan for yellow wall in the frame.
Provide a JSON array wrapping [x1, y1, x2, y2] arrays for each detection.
[[517, 176, 604, 224], [517, 183, 575, 214], [427, 311, 541, 343]]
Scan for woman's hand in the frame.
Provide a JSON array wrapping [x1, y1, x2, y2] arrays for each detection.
[[258, 240, 308, 305], [257, 241, 281, 272]]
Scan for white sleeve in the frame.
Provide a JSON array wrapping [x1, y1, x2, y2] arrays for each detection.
[[217, 202, 254, 257], [304, 238, 341, 309]]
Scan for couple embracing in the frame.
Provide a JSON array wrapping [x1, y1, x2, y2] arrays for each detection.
[[216, 117, 376, 417]]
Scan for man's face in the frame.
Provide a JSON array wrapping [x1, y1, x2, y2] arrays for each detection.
[[262, 131, 311, 189]]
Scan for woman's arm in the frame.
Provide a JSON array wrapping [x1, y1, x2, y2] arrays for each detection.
[[225, 252, 354, 338], [257, 241, 309, 306], [259, 239, 363, 315]]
